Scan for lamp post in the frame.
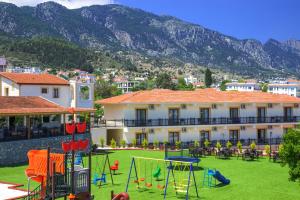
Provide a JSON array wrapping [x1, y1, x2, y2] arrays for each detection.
[[269, 131, 272, 159]]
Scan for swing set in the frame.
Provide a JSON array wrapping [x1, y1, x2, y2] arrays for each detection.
[[126, 156, 199, 200], [92, 152, 114, 187]]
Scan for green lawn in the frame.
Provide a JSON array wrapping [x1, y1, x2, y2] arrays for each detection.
[[0, 150, 299, 200]]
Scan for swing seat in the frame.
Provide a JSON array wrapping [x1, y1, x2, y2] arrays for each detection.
[[145, 183, 152, 188], [176, 189, 187, 193], [157, 185, 165, 190], [139, 178, 145, 182], [133, 180, 139, 183]]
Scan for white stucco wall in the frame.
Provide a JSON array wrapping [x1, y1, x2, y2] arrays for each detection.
[[19, 85, 71, 107], [0, 77, 20, 96]]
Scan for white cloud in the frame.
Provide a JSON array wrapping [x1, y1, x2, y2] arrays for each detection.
[[1, 0, 116, 9]]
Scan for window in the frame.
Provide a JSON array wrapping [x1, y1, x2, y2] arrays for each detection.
[[200, 108, 210, 123], [4, 87, 9, 96], [257, 107, 266, 122], [230, 108, 239, 118], [168, 132, 180, 144], [169, 108, 179, 120], [284, 107, 293, 118], [53, 88, 59, 98], [136, 133, 147, 145], [229, 130, 239, 141], [41, 88, 48, 94], [80, 86, 90, 100], [136, 109, 147, 126], [200, 130, 210, 142], [257, 129, 267, 143]]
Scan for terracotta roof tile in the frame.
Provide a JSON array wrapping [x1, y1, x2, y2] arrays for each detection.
[[0, 72, 69, 85], [96, 88, 300, 104]]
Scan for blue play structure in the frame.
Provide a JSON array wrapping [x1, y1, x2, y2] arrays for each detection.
[[203, 168, 230, 187], [93, 173, 106, 185], [74, 153, 84, 166]]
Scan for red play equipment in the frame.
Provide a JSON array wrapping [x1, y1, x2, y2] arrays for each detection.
[[25, 150, 65, 198], [66, 122, 76, 134], [111, 191, 130, 200], [110, 160, 119, 175], [76, 122, 87, 133]]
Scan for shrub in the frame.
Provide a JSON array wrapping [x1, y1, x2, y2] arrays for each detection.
[[175, 141, 182, 150], [132, 139, 137, 148], [265, 145, 271, 155], [204, 139, 210, 148], [237, 141, 242, 152], [142, 139, 148, 149], [110, 138, 116, 148], [216, 141, 222, 151], [226, 141, 232, 149], [99, 137, 105, 148], [154, 139, 159, 149], [194, 140, 200, 148], [121, 139, 126, 148], [250, 141, 256, 150]]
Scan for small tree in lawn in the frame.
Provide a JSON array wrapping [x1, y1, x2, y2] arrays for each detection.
[[280, 128, 300, 184], [154, 139, 159, 149], [132, 138, 137, 148], [194, 140, 200, 148], [265, 145, 271, 156], [226, 141, 232, 149], [110, 138, 116, 148], [175, 141, 182, 150], [250, 141, 256, 151], [121, 139, 126, 148], [204, 139, 210, 148], [237, 141, 242, 153], [99, 137, 105, 148], [142, 139, 148, 149], [216, 141, 222, 151]]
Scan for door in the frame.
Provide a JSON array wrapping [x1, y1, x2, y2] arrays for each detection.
[[257, 107, 266, 123], [168, 108, 179, 125], [257, 129, 267, 144], [284, 107, 293, 122], [230, 108, 239, 123], [168, 132, 180, 144], [136, 109, 147, 126], [136, 132, 147, 145], [200, 130, 210, 146], [200, 108, 210, 124], [229, 130, 239, 143]]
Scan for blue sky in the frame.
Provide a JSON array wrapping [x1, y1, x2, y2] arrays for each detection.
[[117, 0, 300, 42]]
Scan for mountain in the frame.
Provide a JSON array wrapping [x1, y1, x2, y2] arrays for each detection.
[[0, 1, 300, 77]]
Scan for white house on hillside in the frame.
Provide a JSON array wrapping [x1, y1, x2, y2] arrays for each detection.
[[96, 89, 300, 146], [0, 72, 94, 109], [226, 82, 260, 92], [268, 80, 300, 97]]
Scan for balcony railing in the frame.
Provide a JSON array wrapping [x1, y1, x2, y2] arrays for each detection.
[[95, 116, 300, 127], [0, 124, 91, 142]]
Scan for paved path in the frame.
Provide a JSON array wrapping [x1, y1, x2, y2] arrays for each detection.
[[0, 182, 28, 200]]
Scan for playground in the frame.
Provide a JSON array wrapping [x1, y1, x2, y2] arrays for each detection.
[[0, 150, 300, 200]]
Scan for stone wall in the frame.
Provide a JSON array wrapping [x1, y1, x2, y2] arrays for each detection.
[[0, 134, 91, 166]]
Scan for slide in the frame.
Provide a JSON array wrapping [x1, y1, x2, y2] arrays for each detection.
[[213, 171, 230, 185], [112, 192, 130, 200]]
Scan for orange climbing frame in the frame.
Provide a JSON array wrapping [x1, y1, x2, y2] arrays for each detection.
[[25, 150, 65, 184]]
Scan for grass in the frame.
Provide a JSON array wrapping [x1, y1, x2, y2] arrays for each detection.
[[0, 150, 299, 200]]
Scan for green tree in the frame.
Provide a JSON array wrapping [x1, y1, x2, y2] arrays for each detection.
[[220, 80, 231, 91], [260, 83, 268, 92], [204, 68, 213, 88], [155, 73, 176, 89], [94, 79, 122, 99], [280, 128, 300, 183], [177, 77, 194, 91]]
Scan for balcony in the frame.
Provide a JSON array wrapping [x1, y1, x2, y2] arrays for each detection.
[[95, 116, 300, 127]]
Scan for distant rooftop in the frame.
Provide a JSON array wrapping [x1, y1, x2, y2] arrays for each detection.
[[0, 72, 69, 85]]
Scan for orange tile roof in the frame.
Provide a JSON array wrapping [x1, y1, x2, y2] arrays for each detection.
[[0, 72, 69, 85], [96, 88, 300, 104], [0, 97, 95, 115], [0, 96, 67, 115]]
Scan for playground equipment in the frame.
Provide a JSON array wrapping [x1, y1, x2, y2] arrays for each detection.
[[92, 151, 114, 187], [126, 157, 199, 200], [110, 160, 119, 175], [165, 145, 200, 165], [25, 109, 93, 200], [203, 168, 230, 187], [111, 191, 130, 200]]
